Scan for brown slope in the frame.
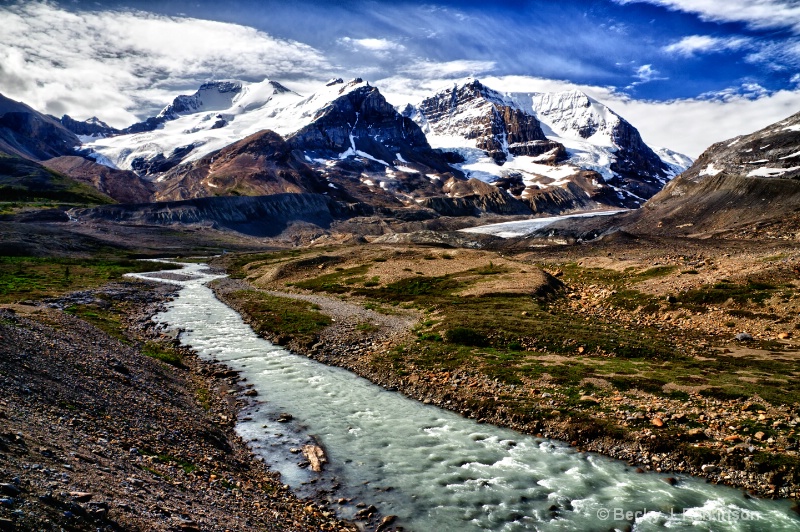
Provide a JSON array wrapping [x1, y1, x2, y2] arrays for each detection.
[[43, 156, 153, 204], [0, 93, 80, 161], [630, 109, 800, 237], [153, 130, 330, 202]]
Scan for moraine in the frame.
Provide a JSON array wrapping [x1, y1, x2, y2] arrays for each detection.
[[130, 262, 799, 532]]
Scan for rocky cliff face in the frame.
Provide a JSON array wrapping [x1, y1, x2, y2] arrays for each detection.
[[68, 193, 369, 238], [631, 110, 800, 236], [0, 94, 80, 161], [59, 115, 120, 138], [409, 80, 564, 165], [289, 79, 432, 162]]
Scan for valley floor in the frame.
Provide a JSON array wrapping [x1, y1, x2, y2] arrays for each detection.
[[211, 236, 800, 505], [0, 281, 355, 531]]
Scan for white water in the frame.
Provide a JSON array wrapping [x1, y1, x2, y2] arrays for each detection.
[[459, 210, 626, 239], [130, 263, 799, 531]]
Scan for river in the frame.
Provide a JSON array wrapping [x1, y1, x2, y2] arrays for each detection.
[[129, 262, 799, 531]]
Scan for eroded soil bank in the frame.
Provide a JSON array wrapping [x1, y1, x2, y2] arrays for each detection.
[[0, 280, 356, 531]]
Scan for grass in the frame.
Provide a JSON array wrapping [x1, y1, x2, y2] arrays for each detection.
[[225, 251, 800, 430], [0, 256, 180, 303], [231, 290, 331, 346], [142, 342, 185, 367]]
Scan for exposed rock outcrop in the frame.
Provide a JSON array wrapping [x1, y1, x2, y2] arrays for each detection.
[[69, 193, 372, 237], [631, 109, 800, 236]]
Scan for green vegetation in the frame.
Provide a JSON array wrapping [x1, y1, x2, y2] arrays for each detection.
[[143, 342, 185, 367], [0, 257, 179, 303], [231, 290, 331, 346]]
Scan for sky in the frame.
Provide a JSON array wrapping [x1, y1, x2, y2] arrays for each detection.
[[0, 0, 799, 157]]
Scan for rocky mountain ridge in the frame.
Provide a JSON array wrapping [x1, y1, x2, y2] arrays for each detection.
[[404, 80, 689, 211], [631, 109, 800, 236]]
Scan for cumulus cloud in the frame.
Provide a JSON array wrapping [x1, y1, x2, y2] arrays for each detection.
[[0, 2, 332, 127], [615, 0, 800, 33], [664, 35, 752, 57]]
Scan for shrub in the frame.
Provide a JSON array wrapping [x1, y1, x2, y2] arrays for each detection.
[[445, 327, 489, 347]]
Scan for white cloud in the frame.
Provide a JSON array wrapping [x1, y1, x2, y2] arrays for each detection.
[[664, 35, 752, 57], [635, 64, 662, 82], [625, 64, 668, 89], [0, 2, 332, 127], [615, 0, 800, 33], [339, 37, 406, 52], [400, 59, 497, 79], [698, 82, 770, 101]]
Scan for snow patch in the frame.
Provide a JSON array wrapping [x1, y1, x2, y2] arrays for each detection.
[[699, 163, 722, 177], [747, 166, 800, 177]]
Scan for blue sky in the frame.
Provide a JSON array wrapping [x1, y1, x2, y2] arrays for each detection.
[[1, 0, 799, 156]]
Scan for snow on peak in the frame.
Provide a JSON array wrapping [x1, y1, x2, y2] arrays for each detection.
[[85, 77, 378, 172], [529, 90, 620, 146]]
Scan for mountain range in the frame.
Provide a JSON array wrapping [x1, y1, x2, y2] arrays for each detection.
[[53, 77, 691, 218], [11, 74, 800, 241]]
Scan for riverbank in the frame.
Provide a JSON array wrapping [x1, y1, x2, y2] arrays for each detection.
[[0, 280, 356, 531], [211, 242, 800, 504]]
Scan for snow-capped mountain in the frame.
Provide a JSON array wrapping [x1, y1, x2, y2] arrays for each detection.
[[78, 76, 691, 217], [87, 78, 464, 206], [59, 115, 120, 139], [404, 80, 692, 209]]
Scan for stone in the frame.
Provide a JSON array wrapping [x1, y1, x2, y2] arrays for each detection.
[[376, 515, 397, 531], [735, 332, 754, 342], [301, 445, 327, 472], [754, 431, 766, 441], [651, 417, 664, 427], [244, 389, 258, 397], [0, 484, 20, 497], [277, 413, 293, 423], [354, 504, 377, 519], [701, 464, 719, 474], [69, 492, 92, 502]]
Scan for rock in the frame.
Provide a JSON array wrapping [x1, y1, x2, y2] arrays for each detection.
[[651, 417, 664, 427], [685, 428, 707, 441], [301, 444, 327, 472], [664, 477, 678, 486], [755, 431, 766, 441], [701, 464, 719, 474], [354, 504, 377, 519], [735, 332, 754, 342], [0, 484, 20, 496], [69, 491, 92, 502], [579, 395, 599, 404], [277, 413, 293, 423], [244, 389, 258, 397], [778, 332, 792, 339], [376, 514, 397, 531]]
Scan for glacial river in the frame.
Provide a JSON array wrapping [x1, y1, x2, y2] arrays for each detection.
[[130, 262, 799, 532]]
